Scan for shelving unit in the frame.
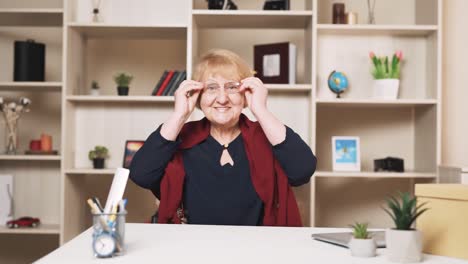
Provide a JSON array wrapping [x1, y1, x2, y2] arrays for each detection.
[[0, 224, 60, 235], [0, 0, 443, 261]]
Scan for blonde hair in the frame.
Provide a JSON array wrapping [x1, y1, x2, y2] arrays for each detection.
[[192, 49, 253, 82]]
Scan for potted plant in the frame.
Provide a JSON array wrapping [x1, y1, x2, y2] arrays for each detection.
[[383, 192, 429, 263], [348, 222, 376, 258], [113, 72, 133, 96], [88, 145, 109, 169], [90, 80, 100, 96], [369, 50, 403, 99]]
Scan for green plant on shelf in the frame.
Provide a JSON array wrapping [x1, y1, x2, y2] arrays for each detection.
[[113, 73, 134, 87], [383, 192, 429, 230], [91, 80, 100, 89], [369, 51, 403, 79], [350, 222, 370, 239], [88, 146, 109, 160]]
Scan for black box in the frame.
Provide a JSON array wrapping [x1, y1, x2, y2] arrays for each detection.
[[14, 39, 45, 82], [374, 157, 404, 172]]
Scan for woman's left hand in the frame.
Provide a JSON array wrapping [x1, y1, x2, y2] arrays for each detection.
[[239, 77, 268, 117]]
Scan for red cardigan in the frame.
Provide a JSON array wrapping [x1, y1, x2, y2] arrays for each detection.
[[157, 114, 302, 226]]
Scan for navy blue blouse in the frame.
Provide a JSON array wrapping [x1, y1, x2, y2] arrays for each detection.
[[129, 124, 316, 225]]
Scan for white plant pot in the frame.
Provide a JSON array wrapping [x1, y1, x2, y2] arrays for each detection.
[[90, 89, 100, 96], [386, 229, 423, 263], [348, 237, 377, 258], [373, 79, 399, 99]]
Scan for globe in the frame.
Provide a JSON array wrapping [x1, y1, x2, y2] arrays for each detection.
[[327, 70, 349, 98]]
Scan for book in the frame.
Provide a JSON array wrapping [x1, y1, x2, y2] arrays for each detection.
[[167, 70, 186, 96], [162, 71, 180, 96], [253, 42, 296, 84], [156, 70, 175, 96], [151, 70, 168, 95]]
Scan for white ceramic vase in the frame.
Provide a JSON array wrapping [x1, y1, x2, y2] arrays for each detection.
[[386, 229, 423, 263], [90, 89, 100, 96], [373, 79, 399, 99], [349, 237, 377, 258]]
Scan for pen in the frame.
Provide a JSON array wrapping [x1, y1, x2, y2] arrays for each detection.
[[92, 197, 104, 212]]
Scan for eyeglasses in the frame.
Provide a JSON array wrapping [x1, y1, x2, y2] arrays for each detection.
[[203, 81, 241, 95]]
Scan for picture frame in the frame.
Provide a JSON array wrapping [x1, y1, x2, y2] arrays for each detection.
[[122, 140, 145, 169], [332, 136, 361, 171]]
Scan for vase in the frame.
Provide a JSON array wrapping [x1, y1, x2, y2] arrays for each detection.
[[5, 119, 18, 155], [90, 89, 100, 96], [348, 237, 377, 258], [93, 158, 105, 169], [386, 229, 423, 263], [373, 79, 399, 99]]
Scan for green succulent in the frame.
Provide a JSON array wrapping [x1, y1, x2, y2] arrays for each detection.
[[350, 222, 370, 239], [383, 192, 429, 230], [88, 145, 109, 160], [113, 73, 133, 87]]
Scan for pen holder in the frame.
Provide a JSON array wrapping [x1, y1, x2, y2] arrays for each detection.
[[91, 212, 126, 258]]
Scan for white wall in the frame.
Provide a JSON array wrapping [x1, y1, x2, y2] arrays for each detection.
[[442, 0, 468, 167]]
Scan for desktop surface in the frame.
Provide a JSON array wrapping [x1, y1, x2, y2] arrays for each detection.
[[36, 224, 468, 264]]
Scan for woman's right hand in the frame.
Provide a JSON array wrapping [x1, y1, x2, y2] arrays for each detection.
[[173, 80, 204, 120], [160, 80, 204, 141]]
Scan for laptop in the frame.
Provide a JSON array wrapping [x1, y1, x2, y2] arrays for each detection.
[[312, 231, 386, 248]]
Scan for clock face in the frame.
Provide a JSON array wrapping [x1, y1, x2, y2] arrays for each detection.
[[93, 233, 116, 257]]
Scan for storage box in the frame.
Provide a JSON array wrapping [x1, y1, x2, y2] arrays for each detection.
[[415, 184, 468, 260]]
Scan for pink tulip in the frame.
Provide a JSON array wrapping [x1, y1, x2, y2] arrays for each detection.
[[369, 51, 375, 59], [395, 50, 403, 60]]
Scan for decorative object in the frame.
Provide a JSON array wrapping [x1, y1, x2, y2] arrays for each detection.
[[349, 222, 376, 258], [91, 0, 103, 22], [0, 97, 31, 154], [327, 70, 349, 98], [0, 175, 13, 226], [114, 72, 133, 96], [332, 136, 360, 172], [263, 0, 289, 10], [14, 39, 45, 82], [89, 145, 109, 169], [384, 192, 429, 263], [123, 140, 145, 169], [29, 140, 41, 151], [7, 217, 40, 228], [367, 0, 376, 24], [332, 3, 346, 24], [346, 12, 358, 24], [374, 157, 404, 172], [369, 51, 403, 99], [207, 0, 238, 10], [41, 133, 52, 151], [90, 80, 100, 96], [26, 134, 58, 155], [254, 42, 296, 84]]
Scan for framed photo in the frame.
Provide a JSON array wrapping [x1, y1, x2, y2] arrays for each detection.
[[123, 140, 145, 169], [332, 136, 361, 171]]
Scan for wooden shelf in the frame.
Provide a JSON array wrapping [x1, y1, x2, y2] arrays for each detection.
[[0, 224, 60, 235], [317, 24, 438, 36], [315, 171, 437, 179], [66, 95, 175, 103], [316, 98, 437, 107], [65, 168, 116, 175], [67, 23, 187, 39], [0, 8, 63, 27], [192, 10, 313, 29], [0, 82, 62, 91], [0, 155, 61, 161]]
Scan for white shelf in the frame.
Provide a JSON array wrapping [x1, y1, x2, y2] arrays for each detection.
[[67, 23, 187, 39], [317, 24, 438, 36], [0, 82, 62, 91], [315, 171, 437, 179], [65, 168, 116, 175], [0, 224, 60, 235], [316, 98, 437, 107], [192, 10, 313, 29], [267, 84, 311, 92], [66, 95, 175, 103], [0, 8, 62, 27], [0, 155, 61, 161]]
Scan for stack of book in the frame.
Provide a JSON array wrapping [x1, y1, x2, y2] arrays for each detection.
[[151, 70, 186, 96]]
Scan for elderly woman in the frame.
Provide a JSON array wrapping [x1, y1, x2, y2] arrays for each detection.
[[130, 49, 316, 226]]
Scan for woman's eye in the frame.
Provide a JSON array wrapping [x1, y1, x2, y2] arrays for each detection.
[[206, 85, 218, 90], [226, 84, 239, 90]]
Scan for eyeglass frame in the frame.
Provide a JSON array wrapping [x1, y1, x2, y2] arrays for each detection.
[[202, 81, 242, 95]]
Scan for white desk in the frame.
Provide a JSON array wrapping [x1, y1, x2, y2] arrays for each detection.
[[36, 224, 467, 264]]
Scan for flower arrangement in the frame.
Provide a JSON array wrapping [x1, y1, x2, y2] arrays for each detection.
[[369, 51, 403, 79]]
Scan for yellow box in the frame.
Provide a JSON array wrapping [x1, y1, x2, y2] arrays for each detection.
[[415, 184, 468, 260]]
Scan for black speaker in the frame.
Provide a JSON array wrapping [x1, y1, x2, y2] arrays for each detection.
[[14, 39, 45, 82], [263, 0, 290, 10]]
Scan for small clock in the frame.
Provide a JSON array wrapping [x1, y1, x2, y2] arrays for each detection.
[[93, 232, 116, 258]]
